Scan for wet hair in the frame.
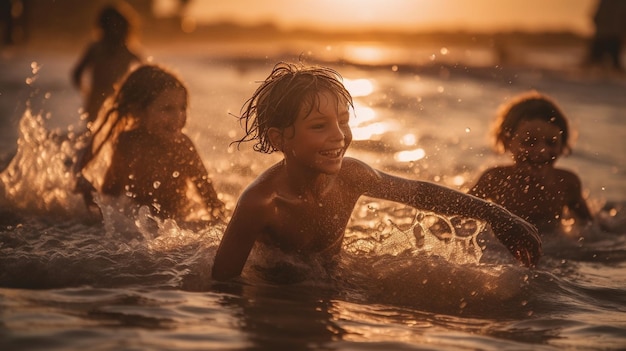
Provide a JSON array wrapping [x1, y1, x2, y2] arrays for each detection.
[[110, 64, 187, 121], [493, 90, 572, 155], [86, 64, 187, 163], [233, 62, 354, 154], [97, 2, 138, 45]]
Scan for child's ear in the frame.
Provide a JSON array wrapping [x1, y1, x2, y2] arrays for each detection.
[[268, 127, 283, 151]]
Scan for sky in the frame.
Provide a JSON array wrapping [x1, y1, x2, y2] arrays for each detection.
[[155, 0, 599, 35]]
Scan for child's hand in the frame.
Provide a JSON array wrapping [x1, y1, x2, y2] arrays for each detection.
[[74, 174, 99, 210], [491, 214, 542, 267]]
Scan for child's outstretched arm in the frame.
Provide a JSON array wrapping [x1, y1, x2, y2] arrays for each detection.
[[211, 188, 267, 281], [353, 160, 542, 267]]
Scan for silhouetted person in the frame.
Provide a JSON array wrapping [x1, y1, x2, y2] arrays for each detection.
[[585, 0, 626, 71], [1, 0, 13, 45], [0, 0, 26, 46], [71, 2, 142, 125]]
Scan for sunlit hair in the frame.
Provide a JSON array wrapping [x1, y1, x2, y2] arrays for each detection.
[[492, 90, 572, 156], [85, 64, 187, 164], [97, 2, 138, 46], [233, 61, 354, 154]]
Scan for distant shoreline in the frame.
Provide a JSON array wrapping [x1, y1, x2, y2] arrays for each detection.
[[6, 19, 589, 53]]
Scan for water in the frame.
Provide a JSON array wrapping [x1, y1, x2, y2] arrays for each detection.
[[1, 39, 626, 350]]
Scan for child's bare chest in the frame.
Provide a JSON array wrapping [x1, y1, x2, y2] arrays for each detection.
[[499, 176, 569, 215], [261, 191, 356, 255]]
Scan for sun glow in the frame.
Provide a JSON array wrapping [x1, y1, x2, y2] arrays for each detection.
[[343, 46, 388, 65], [180, 0, 594, 35]]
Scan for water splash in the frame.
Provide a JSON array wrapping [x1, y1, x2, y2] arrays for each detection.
[[1, 108, 84, 216], [347, 210, 486, 265]]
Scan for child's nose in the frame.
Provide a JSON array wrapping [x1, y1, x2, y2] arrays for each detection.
[[332, 126, 346, 142]]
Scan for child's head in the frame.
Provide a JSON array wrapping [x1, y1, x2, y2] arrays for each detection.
[[96, 2, 138, 44], [234, 62, 354, 153], [493, 91, 572, 158], [91, 64, 188, 148], [113, 64, 187, 123]]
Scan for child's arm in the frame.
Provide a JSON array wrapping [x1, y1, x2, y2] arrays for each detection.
[[181, 138, 225, 218], [71, 44, 95, 88], [564, 171, 594, 225], [354, 160, 541, 267], [101, 144, 129, 196], [212, 190, 265, 281], [72, 138, 100, 213], [570, 197, 593, 225]]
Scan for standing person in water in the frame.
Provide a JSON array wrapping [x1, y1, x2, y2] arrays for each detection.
[[584, 0, 626, 72], [469, 91, 593, 233], [74, 64, 224, 225], [71, 2, 142, 125], [211, 62, 541, 281]]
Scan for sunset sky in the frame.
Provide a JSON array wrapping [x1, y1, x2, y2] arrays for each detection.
[[164, 0, 599, 35]]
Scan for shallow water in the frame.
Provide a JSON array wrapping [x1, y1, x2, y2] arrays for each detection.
[[1, 40, 626, 350]]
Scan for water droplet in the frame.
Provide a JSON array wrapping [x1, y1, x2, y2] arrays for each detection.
[[30, 61, 41, 74]]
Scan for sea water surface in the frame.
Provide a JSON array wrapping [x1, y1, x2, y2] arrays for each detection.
[[1, 40, 625, 350]]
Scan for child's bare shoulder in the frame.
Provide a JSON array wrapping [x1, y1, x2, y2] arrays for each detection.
[[478, 165, 516, 180], [171, 134, 196, 151], [554, 167, 583, 185], [238, 162, 284, 202], [231, 172, 284, 225], [340, 157, 378, 177]]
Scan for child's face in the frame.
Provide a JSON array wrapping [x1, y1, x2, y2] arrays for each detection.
[[509, 119, 564, 166], [280, 90, 352, 174], [140, 87, 187, 136]]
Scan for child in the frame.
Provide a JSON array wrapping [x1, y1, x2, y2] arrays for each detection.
[[71, 2, 142, 124], [212, 62, 541, 281], [469, 91, 593, 233], [74, 64, 224, 225]]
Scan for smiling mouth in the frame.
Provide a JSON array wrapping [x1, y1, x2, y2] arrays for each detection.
[[320, 148, 343, 158]]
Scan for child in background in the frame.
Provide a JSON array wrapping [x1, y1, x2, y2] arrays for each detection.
[[469, 91, 593, 233], [74, 64, 224, 225], [212, 62, 541, 281], [72, 2, 142, 124]]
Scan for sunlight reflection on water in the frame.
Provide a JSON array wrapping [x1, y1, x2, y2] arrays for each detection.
[[343, 78, 374, 97], [394, 148, 426, 162]]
